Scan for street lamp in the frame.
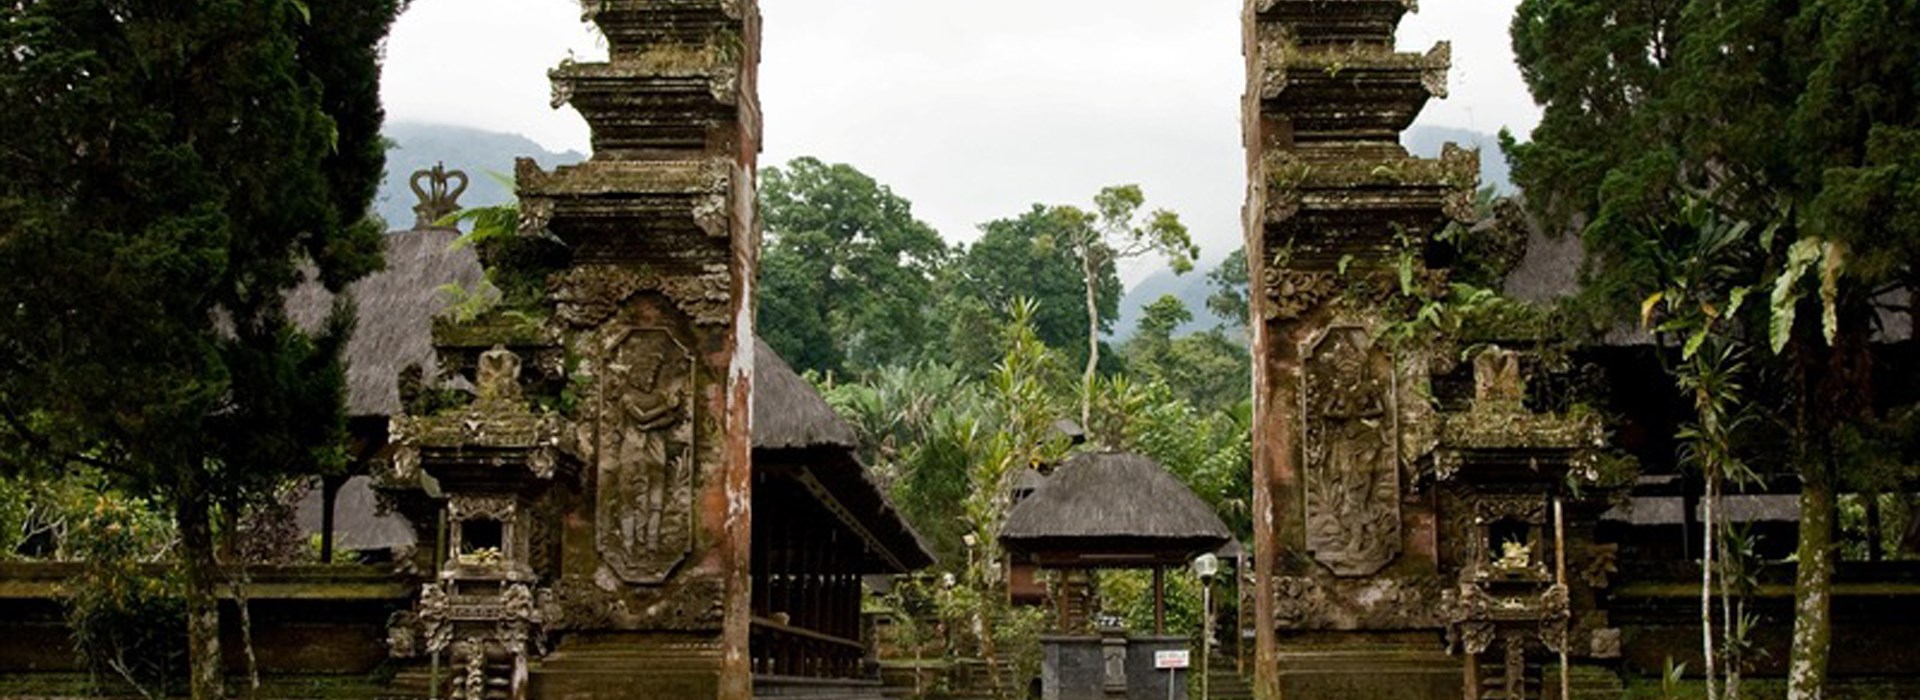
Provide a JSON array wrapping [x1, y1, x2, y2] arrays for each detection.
[[1192, 553, 1220, 700]]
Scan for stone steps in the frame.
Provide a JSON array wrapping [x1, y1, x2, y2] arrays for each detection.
[[1543, 665, 1626, 700]]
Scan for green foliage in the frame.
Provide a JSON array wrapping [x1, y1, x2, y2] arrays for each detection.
[[443, 175, 569, 315], [1089, 376, 1253, 540], [758, 157, 949, 376], [1205, 247, 1250, 330], [820, 363, 985, 565], [1096, 568, 1205, 637], [0, 2, 406, 694], [62, 493, 184, 698], [1510, 1, 1920, 685], [1120, 296, 1252, 412], [942, 205, 1123, 370]]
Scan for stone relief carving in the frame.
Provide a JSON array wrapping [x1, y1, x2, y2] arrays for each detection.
[[1539, 583, 1571, 654], [1263, 269, 1338, 321], [1502, 636, 1527, 700], [554, 266, 733, 329], [1472, 346, 1525, 411], [420, 583, 452, 655], [595, 327, 696, 584], [1272, 576, 1444, 630], [1302, 326, 1401, 576], [476, 345, 524, 403], [1441, 581, 1496, 655]]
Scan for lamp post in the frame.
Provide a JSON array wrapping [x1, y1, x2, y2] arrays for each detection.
[[1193, 553, 1220, 700]]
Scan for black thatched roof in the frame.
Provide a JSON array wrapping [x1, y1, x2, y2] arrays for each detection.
[[1000, 451, 1231, 565], [287, 229, 484, 417], [752, 338, 858, 450]]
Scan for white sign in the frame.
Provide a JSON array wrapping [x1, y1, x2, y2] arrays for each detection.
[[1154, 650, 1190, 670]]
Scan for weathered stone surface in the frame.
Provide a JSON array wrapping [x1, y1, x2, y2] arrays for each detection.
[[1301, 325, 1401, 577], [1244, 0, 1479, 696], [380, 0, 764, 697]]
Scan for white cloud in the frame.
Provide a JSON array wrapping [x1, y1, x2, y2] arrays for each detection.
[[381, 0, 1539, 283]]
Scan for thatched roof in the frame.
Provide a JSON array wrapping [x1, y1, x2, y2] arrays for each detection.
[[292, 476, 416, 551], [1000, 451, 1231, 565], [751, 338, 858, 450], [287, 228, 484, 417], [751, 339, 932, 571]]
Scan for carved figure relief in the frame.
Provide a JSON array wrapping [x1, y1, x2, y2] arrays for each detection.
[[595, 327, 696, 584], [1301, 326, 1402, 576], [1471, 346, 1524, 412], [476, 345, 524, 403]]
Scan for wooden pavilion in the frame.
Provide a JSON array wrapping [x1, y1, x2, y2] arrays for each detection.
[[1000, 451, 1231, 634]]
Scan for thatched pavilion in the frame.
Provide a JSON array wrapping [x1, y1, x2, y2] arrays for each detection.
[[1001, 451, 1231, 634]]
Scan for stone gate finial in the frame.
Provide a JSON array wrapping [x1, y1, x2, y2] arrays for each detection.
[[410, 162, 469, 230]]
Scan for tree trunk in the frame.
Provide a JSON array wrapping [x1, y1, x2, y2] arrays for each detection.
[[1080, 253, 1100, 430], [178, 490, 225, 700], [1788, 464, 1835, 700], [1702, 472, 1718, 700]]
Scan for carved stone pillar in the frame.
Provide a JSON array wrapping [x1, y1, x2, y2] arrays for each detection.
[[1242, 1, 1476, 697], [516, 2, 761, 698]]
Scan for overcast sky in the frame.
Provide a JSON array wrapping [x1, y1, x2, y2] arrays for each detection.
[[381, 0, 1539, 282]]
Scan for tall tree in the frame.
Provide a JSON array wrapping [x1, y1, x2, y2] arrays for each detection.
[[1122, 296, 1250, 414], [1206, 247, 1250, 331], [0, 1, 402, 697], [1508, 1, 1920, 696], [940, 204, 1123, 373], [758, 157, 948, 375], [1058, 185, 1196, 427]]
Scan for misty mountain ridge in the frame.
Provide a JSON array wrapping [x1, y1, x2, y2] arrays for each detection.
[[375, 122, 585, 231]]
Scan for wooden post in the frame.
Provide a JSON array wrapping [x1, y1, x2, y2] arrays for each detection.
[[1463, 652, 1478, 700], [319, 475, 341, 564], [1555, 498, 1569, 700], [1153, 565, 1167, 635]]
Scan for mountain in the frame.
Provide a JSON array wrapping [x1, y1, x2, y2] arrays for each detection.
[[1113, 260, 1231, 341], [374, 122, 587, 231]]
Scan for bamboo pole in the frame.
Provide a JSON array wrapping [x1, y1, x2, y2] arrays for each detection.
[[1555, 498, 1569, 700]]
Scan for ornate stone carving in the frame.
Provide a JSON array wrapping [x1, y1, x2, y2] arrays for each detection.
[[1272, 575, 1445, 630], [1465, 494, 1550, 582], [554, 267, 734, 329], [499, 582, 545, 656], [420, 583, 452, 655], [1581, 543, 1620, 589], [1302, 326, 1401, 576], [1441, 581, 1496, 655], [1421, 42, 1451, 98], [1502, 636, 1527, 700], [1539, 583, 1571, 654], [386, 610, 420, 659], [411, 163, 469, 230], [1471, 346, 1524, 412], [477, 345, 524, 403], [595, 327, 696, 584], [1263, 269, 1339, 321]]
